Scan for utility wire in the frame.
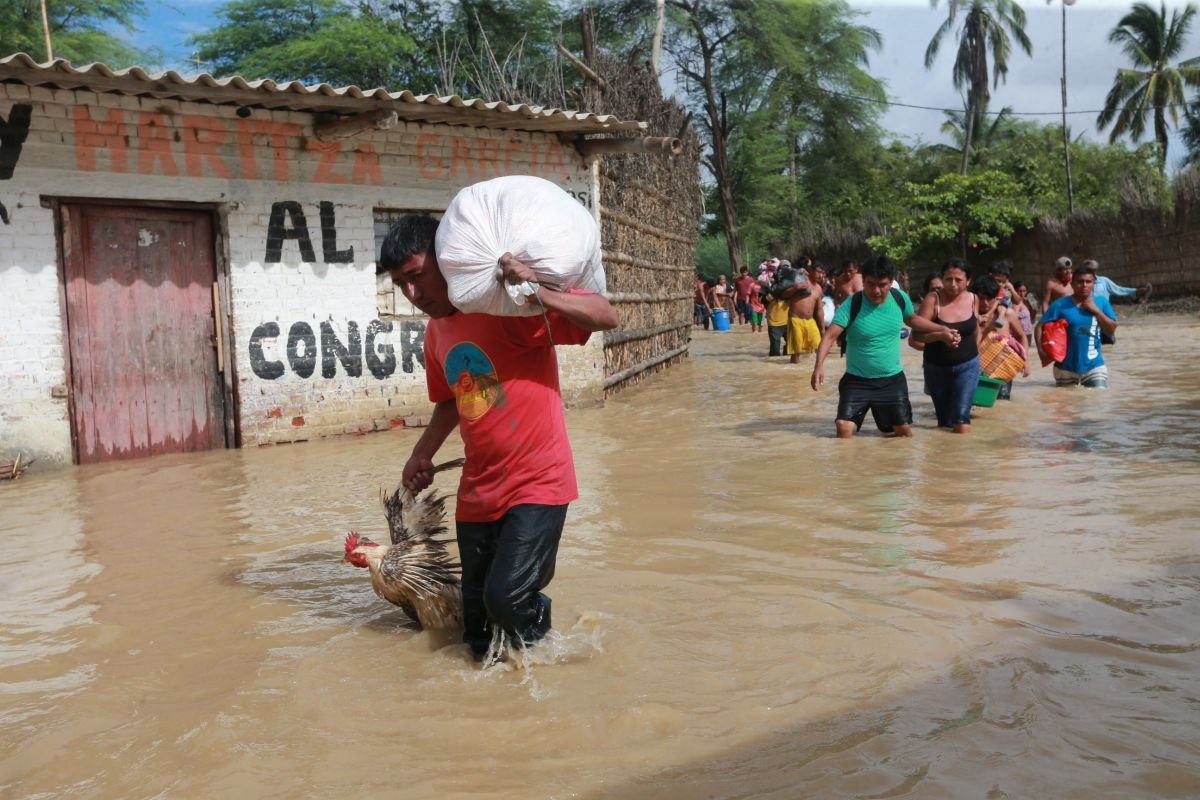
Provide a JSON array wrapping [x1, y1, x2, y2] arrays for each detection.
[[664, 64, 1110, 118], [812, 86, 1106, 117]]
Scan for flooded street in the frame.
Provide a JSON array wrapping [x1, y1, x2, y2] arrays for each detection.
[[3, 314, 1199, 799]]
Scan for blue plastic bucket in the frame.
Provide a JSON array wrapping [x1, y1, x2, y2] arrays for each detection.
[[712, 309, 731, 331]]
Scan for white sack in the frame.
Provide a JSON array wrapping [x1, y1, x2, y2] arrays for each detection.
[[435, 175, 606, 316]]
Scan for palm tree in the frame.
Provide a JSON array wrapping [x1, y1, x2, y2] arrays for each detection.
[[925, 0, 1032, 175], [1181, 95, 1200, 168], [940, 101, 1017, 163], [1096, 1, 1200, 174]]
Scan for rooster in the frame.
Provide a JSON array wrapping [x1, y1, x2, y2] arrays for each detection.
[[343, 459, 465, 630]]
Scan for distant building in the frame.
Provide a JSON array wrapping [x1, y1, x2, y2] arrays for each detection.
[[0, 54, 644, 467]]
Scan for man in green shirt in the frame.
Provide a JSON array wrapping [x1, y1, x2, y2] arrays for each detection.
[[810, 255, 960, 438]]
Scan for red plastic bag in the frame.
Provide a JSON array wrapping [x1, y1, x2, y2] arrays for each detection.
[[1040, 318, 1069, 366]]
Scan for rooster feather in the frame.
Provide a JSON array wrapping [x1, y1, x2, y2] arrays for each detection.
[[344, 459, 466, 630]]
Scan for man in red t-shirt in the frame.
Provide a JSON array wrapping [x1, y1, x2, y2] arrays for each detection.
[[734, 267, 758, 326], [379, 214, 619, 660]]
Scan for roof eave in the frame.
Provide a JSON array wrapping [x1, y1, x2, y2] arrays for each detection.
[[0, 53, 646, 135]]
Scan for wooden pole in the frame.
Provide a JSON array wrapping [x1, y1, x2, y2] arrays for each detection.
[[577, 136, 682, 158], [39, 0, 54, 61], [1062, 0, 1075, 215], [212, 282, 225, 373], [556, 43, 607, 89]]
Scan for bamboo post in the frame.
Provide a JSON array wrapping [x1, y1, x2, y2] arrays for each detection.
[[212, 282, 225, 373]]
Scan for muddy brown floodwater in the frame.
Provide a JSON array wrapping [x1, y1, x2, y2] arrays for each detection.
[[3, 314, 1200, 799]]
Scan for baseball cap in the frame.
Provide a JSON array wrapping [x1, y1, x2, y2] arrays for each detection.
[[1055, 256, 1072, 269]]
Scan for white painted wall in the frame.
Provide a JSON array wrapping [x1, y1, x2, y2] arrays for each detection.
[[0, 84, 605, 467]]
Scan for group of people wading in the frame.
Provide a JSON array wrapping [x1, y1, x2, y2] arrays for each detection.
[[697, 252, 1150, 439]]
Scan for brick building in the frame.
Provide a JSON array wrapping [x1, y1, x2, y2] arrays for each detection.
[[0, 55, 647, 468]]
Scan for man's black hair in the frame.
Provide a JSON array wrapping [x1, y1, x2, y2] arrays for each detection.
[[1073, 263, 1098, 279], [970, 274, 1000, 300], [990, 259, 1012, 276], [941, 257, 970, 277], [859, 254, 897, 281], [377, 214, 439, 275]]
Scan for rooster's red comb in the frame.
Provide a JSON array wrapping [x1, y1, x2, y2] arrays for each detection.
[[344, 531, 360, 552]]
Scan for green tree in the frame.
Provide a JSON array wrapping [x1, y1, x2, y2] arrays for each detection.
[[1096, 0, 1200, 174], [1181, 94, 1200, 167], [191, 0, 567, 93], [759, 1, 885, 229], [867, 170, 1033, 266], [449, 0, 561, 62], [190, 0, 427, 88], [668, 0, 884, 266], [437, 0, 569, 101], [924, 0, 1032, 174], [985, 120, 1163, 216], [938, 102, 1017, 163], [667, 0, 747, 270], [695, 232, 732, 279], [0, 0, 150, 66]]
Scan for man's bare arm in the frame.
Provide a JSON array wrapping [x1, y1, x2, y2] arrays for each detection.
[[533, 287, 620, 332], [1082, 297, 1118, 334], [810, 323, 843, 391], [499, 252, 619, 332], [403, 399, 459, 492]]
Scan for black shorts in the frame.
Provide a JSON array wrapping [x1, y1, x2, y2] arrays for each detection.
[[836, 371, 913, 433]]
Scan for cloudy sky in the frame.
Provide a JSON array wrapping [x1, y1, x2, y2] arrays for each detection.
[[864, 0, 1200, 160], [132, 0, 1200, 167]]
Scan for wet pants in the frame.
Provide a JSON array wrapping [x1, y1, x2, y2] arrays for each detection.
[[924, 356, 981, 427], [768, 325, 787, 356], [456, 503, 568, 656]]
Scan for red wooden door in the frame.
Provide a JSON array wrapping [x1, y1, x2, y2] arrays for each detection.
[[62, 204, 226, 463]]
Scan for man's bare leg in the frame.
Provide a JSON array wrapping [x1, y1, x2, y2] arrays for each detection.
[[835, 420, 856, 439], [888, 424, 913, 438]]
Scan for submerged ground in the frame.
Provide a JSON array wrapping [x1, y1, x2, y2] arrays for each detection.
[[2, 313, 1198, 799]]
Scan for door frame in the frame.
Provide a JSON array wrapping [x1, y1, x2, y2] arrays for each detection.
[[47, 196, 241, 462]]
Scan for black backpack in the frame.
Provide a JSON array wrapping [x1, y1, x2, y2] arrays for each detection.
[[837, 287, 906, 356]]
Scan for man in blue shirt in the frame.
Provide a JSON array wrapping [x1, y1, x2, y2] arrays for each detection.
[[1036, 262, 1118, 388], [1083, 259, 1151, 304], [1080, 259, 1149, 346]]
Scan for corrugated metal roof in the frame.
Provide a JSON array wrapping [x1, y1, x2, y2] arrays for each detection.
[[0, 53, 645, 134]]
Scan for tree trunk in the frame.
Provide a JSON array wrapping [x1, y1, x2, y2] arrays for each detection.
[[710, 94, 743, 272], [651, 0, 666, 74], [959, 98, 976, 176], [1155, 106, 1169, 175], [686, 10, 743, 272], [789, 127, 799, 235]]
